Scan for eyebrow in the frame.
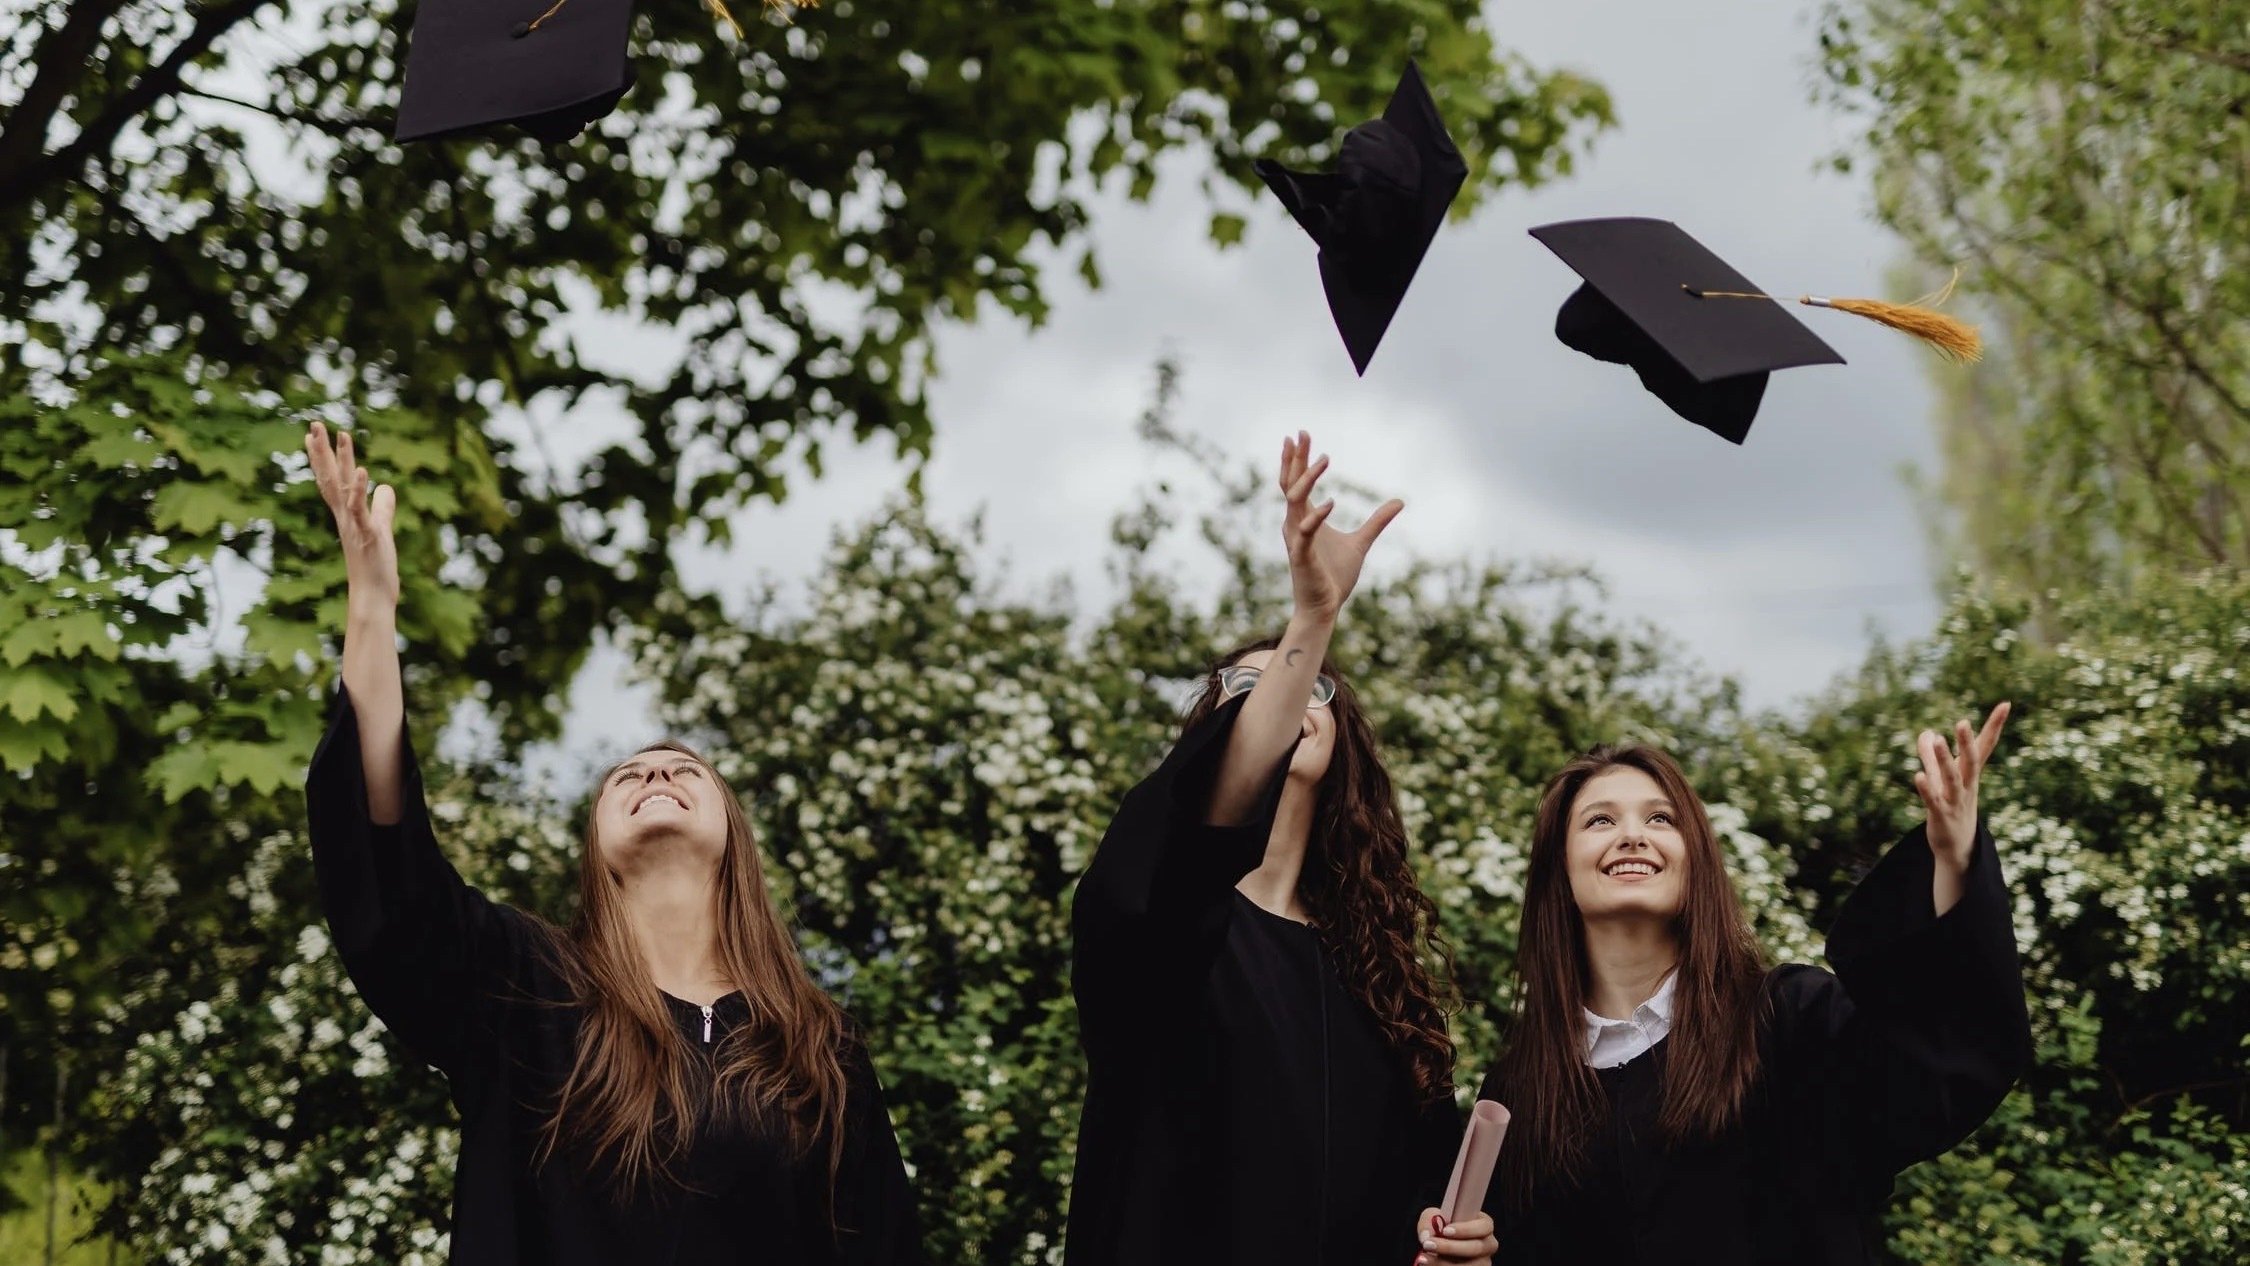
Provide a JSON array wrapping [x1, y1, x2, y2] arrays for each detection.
[[1577, 799, 1676, 814]]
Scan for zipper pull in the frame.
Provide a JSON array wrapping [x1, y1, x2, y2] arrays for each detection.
[[700, 1004, 714, 1044]]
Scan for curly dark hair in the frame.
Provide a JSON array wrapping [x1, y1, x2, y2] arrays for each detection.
[[1179, 636, 1459, 1102]]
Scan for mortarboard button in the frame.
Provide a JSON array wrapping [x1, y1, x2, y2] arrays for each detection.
[[1256, 61, 1470, 376], [1531, 217, 1979, 444]]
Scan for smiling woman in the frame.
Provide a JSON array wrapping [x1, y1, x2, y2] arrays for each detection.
[[1467, 717, 2034, 1264], [299, 423, 926, 1266]]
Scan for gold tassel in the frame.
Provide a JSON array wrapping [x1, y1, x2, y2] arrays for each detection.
[[705, 0, 743, 38], [1807, 271, 1981, 362], [1806, 297, 1981, 362], [1685, 268, 1984, 363]]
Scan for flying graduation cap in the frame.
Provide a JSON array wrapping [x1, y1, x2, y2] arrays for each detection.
[[1256, 62, 1469, 375], [1531, 217, 1981, 444], [394, 0, 814, 144]]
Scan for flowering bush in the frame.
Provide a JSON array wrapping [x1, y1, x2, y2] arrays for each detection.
[[76, 491, 2248, 1262], [1728, 581, 2250, 1263]]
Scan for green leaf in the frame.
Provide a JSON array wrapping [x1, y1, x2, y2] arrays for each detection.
[[150, 482, 258, 536], [0, 666, 80, 723], [0, 618, 57, 667], [241, 608, 324, 670], [74, 428, 163, 470], [50, 610, 121, 661], [155, 701, 203, 732], [0, 717, 69, 772], [145, 744, 222, 802]]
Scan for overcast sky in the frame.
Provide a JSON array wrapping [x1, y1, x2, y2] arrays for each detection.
[[459, 1, 1963, 779]]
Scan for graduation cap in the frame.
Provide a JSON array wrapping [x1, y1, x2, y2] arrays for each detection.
[[1531, 217, 1980, 444], [394, 0, 812, 144], [1256, 62, 1469, 375]]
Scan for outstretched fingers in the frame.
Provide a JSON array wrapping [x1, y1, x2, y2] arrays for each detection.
[[1916, 728, 1959, 810], [1354, 497, 1405, 545], [369, 482, 397, 537], [1973, 701, 2012, 768], [1286, 452, 1330, 511]]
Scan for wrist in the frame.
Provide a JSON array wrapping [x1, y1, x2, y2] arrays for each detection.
[[1928, 826, 1974, 872]]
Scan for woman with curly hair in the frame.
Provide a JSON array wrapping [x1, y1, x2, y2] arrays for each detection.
[[300, 422, 922, 1265], [1065, 433, 1493, 1266]]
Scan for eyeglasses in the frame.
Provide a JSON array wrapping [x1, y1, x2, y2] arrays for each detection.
[[1216, 665, 1337, 709]]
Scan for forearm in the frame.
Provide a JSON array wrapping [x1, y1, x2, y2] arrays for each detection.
[[1203, 609, 1333, 824], [342, 595, 406, 825]]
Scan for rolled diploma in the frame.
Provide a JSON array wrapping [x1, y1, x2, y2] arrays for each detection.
[[1439, 1099, 1511, 1224]]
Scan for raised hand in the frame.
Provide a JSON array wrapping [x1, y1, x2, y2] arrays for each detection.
[[305, 421, 401, 614], [1279, 431, 1403, 623], [1915, 701, 2011, 873]]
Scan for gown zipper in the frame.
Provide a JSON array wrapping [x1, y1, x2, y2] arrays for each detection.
[[700, 1004, 714, 1044]]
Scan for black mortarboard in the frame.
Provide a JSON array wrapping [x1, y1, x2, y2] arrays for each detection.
[[1530, 218, 1848, 444], [1257, 62, 1469, 375], [395, 0, 638, 143]]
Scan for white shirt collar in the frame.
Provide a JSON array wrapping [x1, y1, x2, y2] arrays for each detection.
[[1581, 969, 1679, 1069]]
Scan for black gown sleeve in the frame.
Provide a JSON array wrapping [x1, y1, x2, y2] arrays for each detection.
[[305, 682, 534, 1089], [818, 1029, 928, 1266], [1769, 821, 2034, 1202], [1069, 695, 1299, 1042]]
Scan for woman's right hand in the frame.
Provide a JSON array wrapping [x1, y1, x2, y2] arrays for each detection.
[[305, 421, 401, 615], [1279, 430, 1402, 624]]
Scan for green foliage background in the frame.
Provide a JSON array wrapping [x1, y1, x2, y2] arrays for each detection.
[[5, 0, 2247, 1262], [35, 427, 2250, 1263], [0, 1, 1607, 1255], [1816, 0, 2250, 605]]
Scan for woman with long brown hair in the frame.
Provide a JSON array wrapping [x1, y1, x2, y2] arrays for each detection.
[[1435, 711, 2032, 1263], [300, 422, 922, 1265], [1066, 434, 1498, 1266]]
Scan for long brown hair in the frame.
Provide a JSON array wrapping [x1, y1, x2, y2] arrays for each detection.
[[1181, 638, 1458, 1102], [532, 740, 850, 1205], [1492, 744, 1767, 1206]]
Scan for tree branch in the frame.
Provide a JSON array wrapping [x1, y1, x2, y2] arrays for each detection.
[[175, 87, 381, 140], [0, 0, 127, 187], [0, 0, 281, 213]]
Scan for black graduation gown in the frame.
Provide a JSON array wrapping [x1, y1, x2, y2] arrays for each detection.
[[1477, 822, 2033, 1265], [305, 686, 924, 1266], [1066, 695, 1460, 1266]]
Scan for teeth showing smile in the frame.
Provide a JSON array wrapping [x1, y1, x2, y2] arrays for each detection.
[[1604, 860, 1658, 878], [636, 793, 684, 815]]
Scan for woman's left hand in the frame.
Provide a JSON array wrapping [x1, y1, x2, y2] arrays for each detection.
[[1413, 1208, 1497, 1265], [1914, 701, 2011, 871]]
